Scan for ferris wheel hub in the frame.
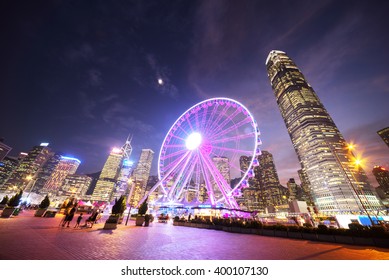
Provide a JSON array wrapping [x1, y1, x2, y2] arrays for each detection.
[[185, 132, 202, 150]]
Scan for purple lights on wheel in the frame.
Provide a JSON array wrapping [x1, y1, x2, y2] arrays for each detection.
[[147, 98, 260, 209]]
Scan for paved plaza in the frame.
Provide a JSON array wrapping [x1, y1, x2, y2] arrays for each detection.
[[0, 210, 388, 260]]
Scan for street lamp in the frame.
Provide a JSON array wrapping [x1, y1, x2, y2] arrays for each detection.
[[326, 142, 378, 225], [125, 177, 135, 226]]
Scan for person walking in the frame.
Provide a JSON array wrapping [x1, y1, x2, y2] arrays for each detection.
[[74, 213, 83, 228], [62, 206, 76, 227]]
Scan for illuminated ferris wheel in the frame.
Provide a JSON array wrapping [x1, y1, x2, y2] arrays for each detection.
[[141, 97, 261, 209]]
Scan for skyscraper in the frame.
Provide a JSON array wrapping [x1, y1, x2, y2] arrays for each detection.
[[377, 127, 389, 148], [212, 156, 231, 202], [33, 153, 62, 193], [92, 147, 124, 202], [130, 149, 154, 206], [1, 143, 52, 192], [266, 50, 383, 214], [373, 166, 389, 194], [258, 150, 287, 207], [40, 156, 81, 195], [113, 135, 134, 200]]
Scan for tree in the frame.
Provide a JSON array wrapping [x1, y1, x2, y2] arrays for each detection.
[[8, 190, 23, 207], [111, 195, 127, 215], [138, 197, 148, 216], [39, 195, 50, 209], [0, 195, 9, 205]]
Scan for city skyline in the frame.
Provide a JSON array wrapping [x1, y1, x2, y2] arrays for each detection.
[[1, 1, 389, 186]]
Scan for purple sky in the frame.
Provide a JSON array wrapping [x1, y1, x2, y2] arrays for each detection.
[[1, 0, 389, 186]]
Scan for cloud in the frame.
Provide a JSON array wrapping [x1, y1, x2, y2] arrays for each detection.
[[78, 91, 97, 119], [61, 43, 95, 65], [87, 68, 102, 87]]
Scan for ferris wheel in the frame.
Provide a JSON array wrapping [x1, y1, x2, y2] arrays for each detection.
[[142, 97, 261, 209]]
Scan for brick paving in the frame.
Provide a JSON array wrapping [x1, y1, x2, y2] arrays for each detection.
[[0, 210, 388, 260]]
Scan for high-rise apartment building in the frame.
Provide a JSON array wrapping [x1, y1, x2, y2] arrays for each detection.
[[377, 127, 389, 148], [92, 147, 124, 202], [2, 143, 52, 192], [40, 156, 80, 195], [266, 50, 383, 214]]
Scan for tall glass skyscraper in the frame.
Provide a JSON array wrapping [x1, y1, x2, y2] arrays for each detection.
[[129, 149, 154, 207], [92, 147, 124, 202], [266, 50, 383, 214]]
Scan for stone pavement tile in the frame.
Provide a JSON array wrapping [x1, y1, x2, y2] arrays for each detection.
[[0, 210, 389, 260]]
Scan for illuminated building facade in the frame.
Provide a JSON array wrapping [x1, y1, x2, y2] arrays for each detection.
[[113, 136, 134, 200], [212, 156, 231, 202], [377, 127, 389, 148], [130, 149, 154, 206], [1, 143, 52, 192], [60, 174, 92, 198], [33, 154, 62, 193], [266, 50, 383, 214], [92, 147, 124, 202], [287, 178, 298, 201], [239, 152, 286, 210], [0, 156, 19, 189], [40, 156, 81, 195], [258, 151, 287, 207]]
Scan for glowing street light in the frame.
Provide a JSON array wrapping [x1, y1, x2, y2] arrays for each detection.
[[354, 158, 362, 166]]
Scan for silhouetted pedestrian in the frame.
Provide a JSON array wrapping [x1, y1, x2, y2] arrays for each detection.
[[74, 213, 83, 228], [62, 207, 76, 227]]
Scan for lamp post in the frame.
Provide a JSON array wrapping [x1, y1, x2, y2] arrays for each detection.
[[25, 175, 37, 200], [340, 143, 381, 225], [125, 178, 135, 226]]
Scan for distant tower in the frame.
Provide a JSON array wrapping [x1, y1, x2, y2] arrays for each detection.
[[92, 147, 124, 202], [373, 166, 389, 196], [287, 178, 298, 201], [1, 143, 52, 192], [377, 127, 389, 148], [113, 135, 134, 200], [212, 156, 231, 202], [130, 149, 154, 206], [257, 150, 286, 207], [266, 50, 383, 214]]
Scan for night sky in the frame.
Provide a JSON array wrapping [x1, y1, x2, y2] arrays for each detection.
[[1, 0, 389, 185]]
